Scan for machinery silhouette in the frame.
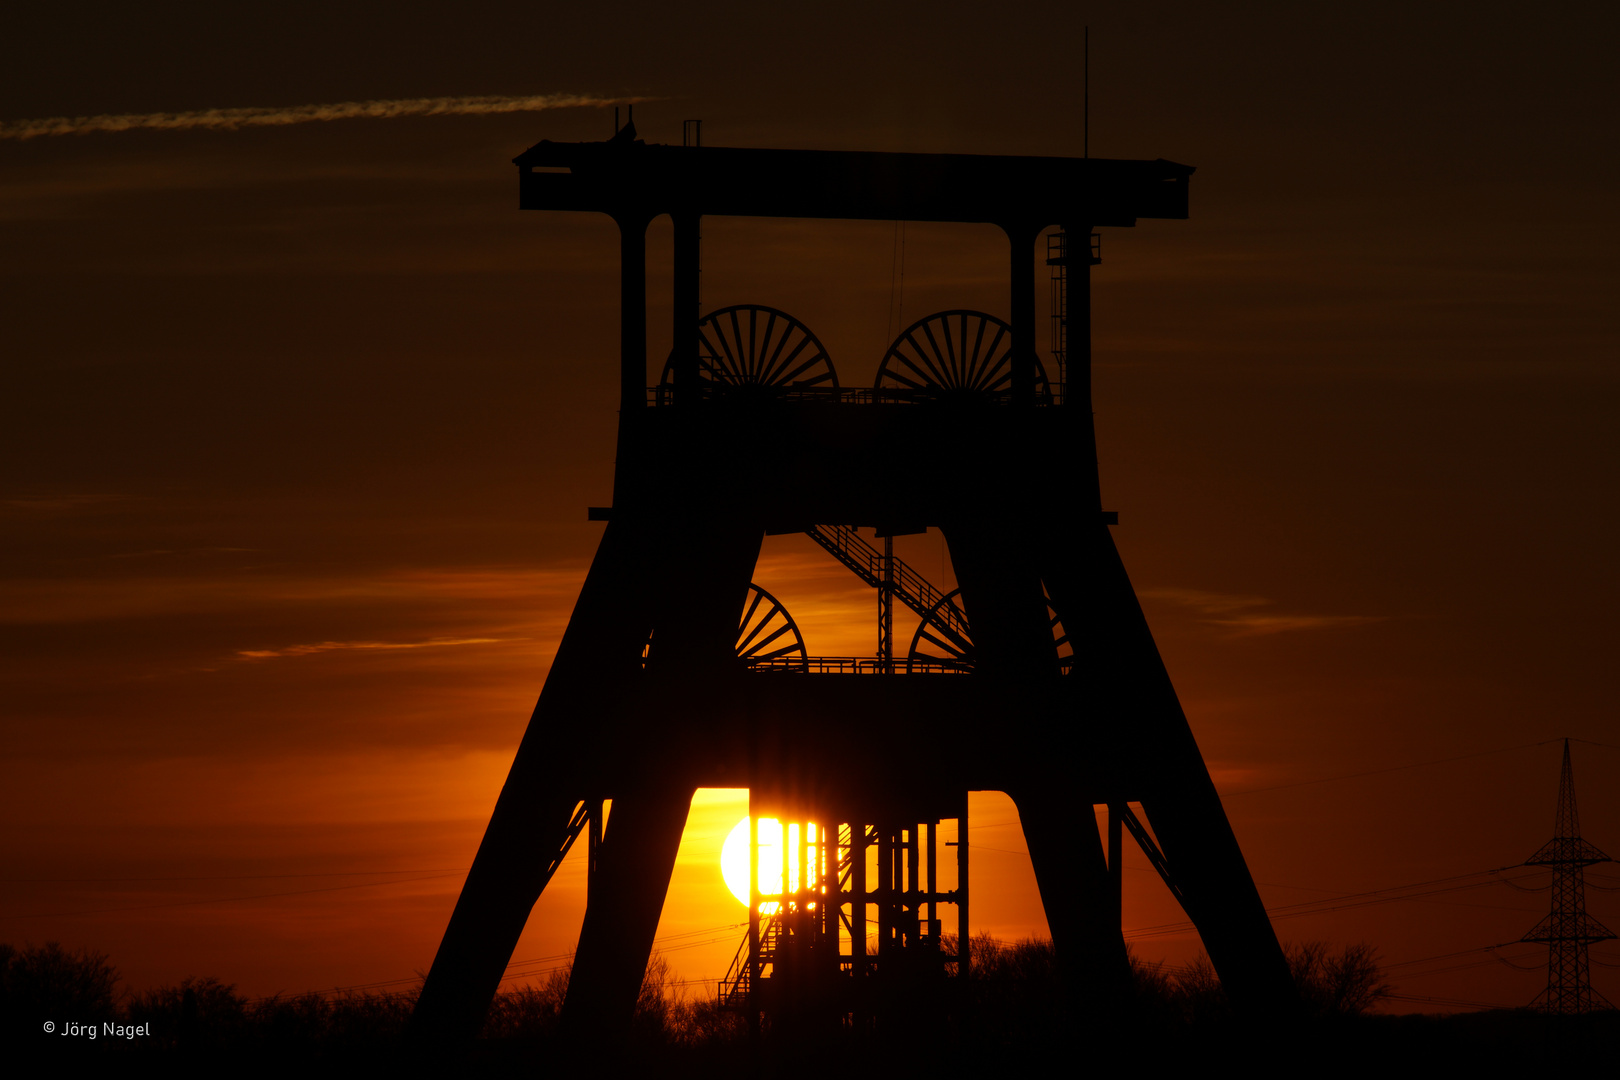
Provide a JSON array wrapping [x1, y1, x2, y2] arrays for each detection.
[[408, 116, 1295, 1045]]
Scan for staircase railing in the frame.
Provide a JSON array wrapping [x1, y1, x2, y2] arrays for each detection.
[[803, 524, 970, 647], [718, 915, 782, 1010]]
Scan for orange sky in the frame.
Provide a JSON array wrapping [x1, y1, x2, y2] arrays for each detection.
[[4, 2, 1620, 1013]]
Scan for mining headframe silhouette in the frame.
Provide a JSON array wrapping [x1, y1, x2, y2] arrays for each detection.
[[407, 117, 1297, 1047]]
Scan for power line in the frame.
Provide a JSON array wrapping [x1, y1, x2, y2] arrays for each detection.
[[1385, 993, 1502, 1011], [1384, 945, 1509, 972], [1222, 739, 1559, 798], [1123, 868, 1543, 942], [970, 843, 1557, 918], [0, 869, 467, 884], [257, 922, 750, 1002]]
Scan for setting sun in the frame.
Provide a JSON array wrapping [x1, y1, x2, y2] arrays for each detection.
[[719, 817, 822, 911]]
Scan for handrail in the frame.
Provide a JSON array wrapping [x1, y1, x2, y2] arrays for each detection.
[[646, 384, 1054, 407], [743, 655, 970, 675], [803, 525, 971, 647], [718, 923, 754, 1006], [718, 914, 783, 1009]]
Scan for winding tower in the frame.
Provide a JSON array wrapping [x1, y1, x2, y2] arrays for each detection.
[[409, 120, 1295, 1044]]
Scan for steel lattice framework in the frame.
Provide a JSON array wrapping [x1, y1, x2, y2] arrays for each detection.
[[1520, 740, 1615, 1014]]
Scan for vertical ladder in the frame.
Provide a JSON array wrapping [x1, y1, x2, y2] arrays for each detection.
[[878, 535, 895, 673], [1047, 228, 1101, 407], [1047, 229, 1066, 405]]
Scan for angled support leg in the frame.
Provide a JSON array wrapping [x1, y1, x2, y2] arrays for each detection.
[[1012, 785, 1129, 999], [1041, 518, 1294, 1012], [408, 519, 654, 1047], [558, 509, 759, 1034], [562, 783, 696, 1035]]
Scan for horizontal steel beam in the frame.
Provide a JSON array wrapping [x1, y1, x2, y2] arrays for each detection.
[[515, 140, 1192, 226]]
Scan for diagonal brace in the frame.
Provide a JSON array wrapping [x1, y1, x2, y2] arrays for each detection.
[[1114, 802, 1195, 920]]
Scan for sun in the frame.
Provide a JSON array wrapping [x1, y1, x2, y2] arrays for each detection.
[[719, 817, 820, 912]]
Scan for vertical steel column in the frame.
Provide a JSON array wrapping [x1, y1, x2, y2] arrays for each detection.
[[1065, 223, 1092, 410], [610, 211, 650, 514], [925, 821, 937, 933], [905, 825, 919, 944], [879, 535, 895, 672], [615, 213, 649, 421], [878, 827, 893, 962], [803, 822, 816, 926], [748, 801, 760, 1035], [671, 212, 701, 399], [1063, 219, 1099, 510], [1004, 221, 1041, 406], [851, 824, 867, 983], [958, 793, 970, 975], [821, 822, 835, 957], [780, 819, 790, 957]]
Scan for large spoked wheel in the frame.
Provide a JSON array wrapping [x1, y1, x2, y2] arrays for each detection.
[[875, 310, 1050, 403], [908, 588, 974, 672], [907, 585, 1072, 674], [662, 305, 838, 396], [736, 584, 809, 670], [643, 583, 808, 671]]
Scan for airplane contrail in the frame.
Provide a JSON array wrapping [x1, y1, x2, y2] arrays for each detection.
[[0, 92, 643, 141]]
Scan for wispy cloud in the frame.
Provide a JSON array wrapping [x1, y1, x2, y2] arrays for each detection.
[[0, 565, 588, 625], [3, 493, 139, 515], [0, 92, 642, 141], [1140, 587, 1382, 637], [238, 637, 504, 660]]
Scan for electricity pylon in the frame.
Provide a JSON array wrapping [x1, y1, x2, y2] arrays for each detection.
[[1520, 739, 1614, 1013]]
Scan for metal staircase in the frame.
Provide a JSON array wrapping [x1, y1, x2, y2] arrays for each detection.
[[718, 824, 872, 1010], [803, 524, 968, 647], [719, 914, 782, 1009]]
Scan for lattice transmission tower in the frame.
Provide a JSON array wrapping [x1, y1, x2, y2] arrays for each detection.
[[1520, 739, 1615, 1013]]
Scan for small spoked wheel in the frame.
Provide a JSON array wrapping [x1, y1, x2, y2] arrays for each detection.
[[662, 305, 838, 396], [736, 584, 808, 670], [907, 584, 1072, 674], [875, 310, 1050, 402], [907, 588, 974, 672], [643, 583, 808, 671]]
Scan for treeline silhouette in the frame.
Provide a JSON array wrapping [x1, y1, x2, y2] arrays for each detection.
[[4, 937, 1613, 1070]]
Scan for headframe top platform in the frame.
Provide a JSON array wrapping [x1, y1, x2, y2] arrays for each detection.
[[514, 136, 1192, 226]]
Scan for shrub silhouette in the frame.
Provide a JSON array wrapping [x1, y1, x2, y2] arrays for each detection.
[[126, 977, 248, 1051], [1286, 941, 1391, 1017], [0, 942, 121, 1035], [481, 962, 568, 1040], [0, 933, 1424, 1065]]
